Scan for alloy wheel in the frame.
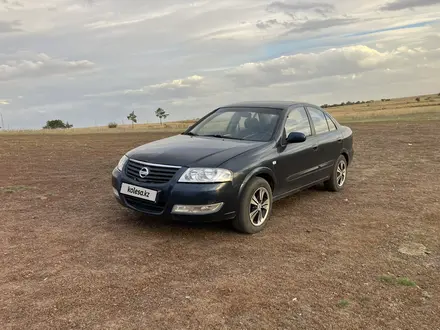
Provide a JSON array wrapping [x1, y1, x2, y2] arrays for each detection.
[[249, 187, 270, 226], [337, 160, 347, 187]]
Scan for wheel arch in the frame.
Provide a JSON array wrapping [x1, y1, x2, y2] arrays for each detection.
[[238, 167, 277, 198], [341, 151, 349, 165]]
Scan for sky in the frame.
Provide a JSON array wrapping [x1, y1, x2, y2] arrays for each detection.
[[1, 0, 440, 129]]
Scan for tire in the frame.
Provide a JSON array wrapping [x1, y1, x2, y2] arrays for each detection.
[[324, 155, 348, 192], [232, 177, 273, 234]]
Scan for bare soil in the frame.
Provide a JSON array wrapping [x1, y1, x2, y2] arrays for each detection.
[[1, 121, 439, 330]]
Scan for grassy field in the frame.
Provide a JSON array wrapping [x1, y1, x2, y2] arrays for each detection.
[[328, 93, 440, 123], [1, 93, 439, 135], [1, 121, 439, 329]]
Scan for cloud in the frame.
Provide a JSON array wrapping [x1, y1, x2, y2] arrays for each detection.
[[84, 12, 171, 29], [1, 0, 24, 9], [147, 75, 204, 90], [258, 1, 344, 32], [380, 0, 440, 11], [1, 0, 440, 129], [255, 16, 357, 34], [225, 45, 397, 87], [0, 20, 22, 33], [92, 44, 439, 100], [86, 75, 206, 101], [0, 53, 95, 81], [124, 75, 205, 97], [267, 1, 335, 16], [285, 18, 357, 34], [84, 2, 207, 30], [256, 19, 280, 30]]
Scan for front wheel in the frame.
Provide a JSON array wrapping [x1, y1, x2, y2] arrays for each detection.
[[232, 177, 273, 234], [324, 155, 348, 192]]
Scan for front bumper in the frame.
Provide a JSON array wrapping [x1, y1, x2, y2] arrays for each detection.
[[112, 167, 238, 222]]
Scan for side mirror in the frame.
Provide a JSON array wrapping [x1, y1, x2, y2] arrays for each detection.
[[286, 132, 306, 143]]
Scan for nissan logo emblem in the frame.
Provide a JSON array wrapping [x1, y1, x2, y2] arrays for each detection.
[[139, 167, 150, 178]]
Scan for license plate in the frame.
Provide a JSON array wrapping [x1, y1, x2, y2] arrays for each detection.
[[120, 183, 158, 202]]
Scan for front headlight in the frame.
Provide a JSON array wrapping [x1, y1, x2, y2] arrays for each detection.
[[178, 168, 233, 183], [117, 155, 129, 172]]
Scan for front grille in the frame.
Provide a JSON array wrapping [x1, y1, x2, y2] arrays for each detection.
[[124, 195, 165, 215], [125, 159, 180, 184]]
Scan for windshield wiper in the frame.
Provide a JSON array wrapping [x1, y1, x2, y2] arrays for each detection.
[[182, 132, 198, 136], [202, 134, 243, 140]]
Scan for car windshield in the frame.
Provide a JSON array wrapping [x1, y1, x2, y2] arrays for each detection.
[[186, 107, 281, 142]]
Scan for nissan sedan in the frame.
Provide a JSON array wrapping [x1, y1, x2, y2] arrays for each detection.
[[112, 101, 354, 234]]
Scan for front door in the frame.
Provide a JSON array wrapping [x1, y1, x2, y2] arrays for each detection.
[[274, 106, 322, 196]]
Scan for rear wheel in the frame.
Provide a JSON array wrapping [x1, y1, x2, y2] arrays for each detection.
[[324, 155, 348, 192], [232, 177, 273, 234]]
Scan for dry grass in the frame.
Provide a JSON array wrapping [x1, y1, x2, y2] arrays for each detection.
[[328, 93, 440, 123], [0, 121, 195, 135], [1, 121, 440, 329], [1, 93, 439, 135]]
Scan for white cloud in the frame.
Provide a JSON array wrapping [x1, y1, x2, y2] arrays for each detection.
[[147, 75, 204, 90], [88, 43, 440, 108], [0, 52, 95, 81], [0, 19, 22, 33], [381, 0, 440, 11], [86, 75, 206, 101], [225, 45, 396, 87], [84, 12, 171, 29], [266, 1, 335, 14]]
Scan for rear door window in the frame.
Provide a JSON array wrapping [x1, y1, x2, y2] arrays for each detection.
[[325, 114, 337, 131], [306, 107, 330, 135]]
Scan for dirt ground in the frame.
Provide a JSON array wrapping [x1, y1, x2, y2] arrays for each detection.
[[1, 121, 439, 330]]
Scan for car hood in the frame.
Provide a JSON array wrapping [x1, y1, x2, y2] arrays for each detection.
[[126, 134, 265, 168]]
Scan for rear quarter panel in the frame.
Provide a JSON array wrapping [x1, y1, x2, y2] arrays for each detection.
[[340, 125, 354, 163]]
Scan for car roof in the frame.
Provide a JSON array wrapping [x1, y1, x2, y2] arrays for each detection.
[[221, 101, 318, 110]]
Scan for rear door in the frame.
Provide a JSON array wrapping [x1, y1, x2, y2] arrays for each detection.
[[305, 106, 343, 179], [275, 106, 322, 195]]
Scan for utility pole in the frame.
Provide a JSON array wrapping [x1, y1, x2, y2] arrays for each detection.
[[0, 112, 4, 130]]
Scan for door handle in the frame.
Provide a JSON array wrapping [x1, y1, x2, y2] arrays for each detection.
[[312, 145, 318, 151], [337, 138, 342, 143]]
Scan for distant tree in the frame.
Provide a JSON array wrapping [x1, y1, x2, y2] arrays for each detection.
[[127, 111, 137, 128], [43, 119, 73, 129], [155, 107, 169, 125], [108, 122, 118, 128], [415, 97, 420, 102], [321, 104, 329, 108]]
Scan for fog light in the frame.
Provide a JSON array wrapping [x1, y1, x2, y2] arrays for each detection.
[[113, 187, 120, 198], [171, 202, 224, 215]]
